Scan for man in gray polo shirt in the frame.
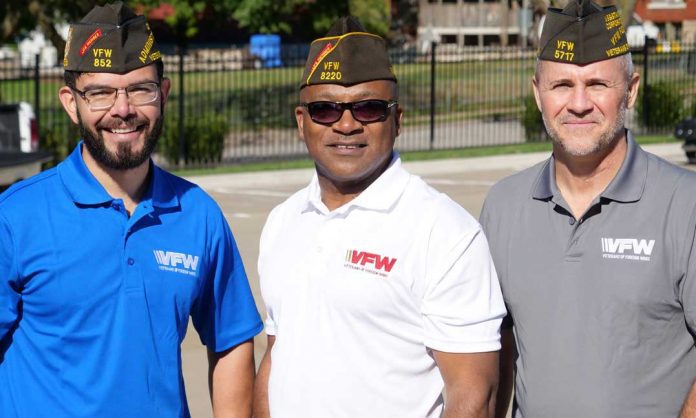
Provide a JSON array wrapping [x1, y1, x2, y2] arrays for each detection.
[[480, 0, 696, 416]]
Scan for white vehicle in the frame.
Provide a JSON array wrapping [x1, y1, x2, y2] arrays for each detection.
[[0, 102, 52, 187]]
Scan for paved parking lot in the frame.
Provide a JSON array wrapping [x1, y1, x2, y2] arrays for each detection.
[[180, 142, 690, 417]]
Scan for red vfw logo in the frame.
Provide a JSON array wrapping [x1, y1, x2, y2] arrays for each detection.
[[345, 249, 398, 273]]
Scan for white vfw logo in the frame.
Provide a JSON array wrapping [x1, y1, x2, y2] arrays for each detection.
[[601, 238, 655, 262], [153, 250, 200, 276]]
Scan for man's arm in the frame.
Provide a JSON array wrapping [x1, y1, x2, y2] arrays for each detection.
[[207, 338, 255, 418], [432, 350, 499, 418], [495, 327, 516, 418], [681, 379, 696, 417], [253, 335, 275, 418]]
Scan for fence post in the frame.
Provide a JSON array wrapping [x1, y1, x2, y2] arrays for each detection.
[[34, 54, 40, 135], [430, 42, 436, 150], [178, 48, 186, 165], [642, 35, 650, 129]]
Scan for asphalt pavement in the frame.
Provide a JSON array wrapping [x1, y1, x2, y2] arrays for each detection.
[[180, 141, 690, 417]]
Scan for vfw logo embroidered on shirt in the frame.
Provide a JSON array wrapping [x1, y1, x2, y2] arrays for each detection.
[[601, 238, 655, 262], [153, 250, 200, 276], [344, 249, 397, 277]]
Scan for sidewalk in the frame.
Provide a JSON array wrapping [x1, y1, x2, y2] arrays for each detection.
[[187, 141, 687, 188]]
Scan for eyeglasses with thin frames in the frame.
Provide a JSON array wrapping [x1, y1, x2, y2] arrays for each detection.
[[300, 100, 398, 125], [70, 82, 160, 111]]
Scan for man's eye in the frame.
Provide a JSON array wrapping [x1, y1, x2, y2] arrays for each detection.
[[87, 89, 113, 98], [551, 83, 571, 90]]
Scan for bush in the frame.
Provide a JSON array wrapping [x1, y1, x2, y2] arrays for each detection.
[[521, 95, 547, 142], [158, 113, 228, 165], [636, 82, 684, 129], [40, 120, 80, 169]]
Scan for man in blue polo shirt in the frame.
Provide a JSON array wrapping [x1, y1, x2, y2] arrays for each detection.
[[0, 2, 263, 417]]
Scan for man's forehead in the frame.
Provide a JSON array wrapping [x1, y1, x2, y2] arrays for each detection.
[[76, 65, 158, 86], [538, 58, 624, 81], [301, 80, 395, 101]]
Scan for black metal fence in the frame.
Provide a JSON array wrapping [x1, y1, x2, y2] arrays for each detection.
[[1, 40, 694, 168]]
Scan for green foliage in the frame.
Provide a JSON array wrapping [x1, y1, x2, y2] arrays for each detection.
[[636, 81, 684, 129], [227, 0, 348, 36], [349, 0, 390, 37], [158, 113, 228, 165], [521, 95, 547, 142], [1, 0, 103, 57], [40, 122, 80, 169]]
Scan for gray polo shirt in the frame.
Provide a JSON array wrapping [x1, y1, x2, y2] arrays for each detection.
[[480, 132, 696, 418]]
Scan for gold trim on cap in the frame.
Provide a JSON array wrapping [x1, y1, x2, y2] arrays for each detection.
[[305, 32, 385, 85]]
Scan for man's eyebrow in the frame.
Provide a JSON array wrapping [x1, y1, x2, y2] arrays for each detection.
[[311, 90, 384, 102], [80, 80, 158, 90]]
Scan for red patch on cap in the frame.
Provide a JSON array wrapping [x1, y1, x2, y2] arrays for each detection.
[[79, 28, 103, 57], [310, 42, 334, 75]]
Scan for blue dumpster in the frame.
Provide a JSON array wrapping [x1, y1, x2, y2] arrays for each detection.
[[250, 34, 283, 68]]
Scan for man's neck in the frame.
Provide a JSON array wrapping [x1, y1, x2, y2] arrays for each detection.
[[82, 148, 150, 216], [553, 133, 627, 219], [317, 158, 391, 212]]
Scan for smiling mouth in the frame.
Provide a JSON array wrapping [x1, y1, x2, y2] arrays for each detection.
[[331, 144, 366, 149], [102, 124, 145, 135]]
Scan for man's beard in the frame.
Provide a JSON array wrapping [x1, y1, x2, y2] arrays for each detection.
[[544, 98, 627, 158], [77, 109, 164, 170]]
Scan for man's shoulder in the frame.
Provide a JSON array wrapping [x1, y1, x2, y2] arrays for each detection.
[[155, 167, 220, 209], [485, 159, 548, 205], [0, 168, 59, 211], [645, 151, 696, 188], [402, 174, 480, 232], [266, 185, 311, 221]]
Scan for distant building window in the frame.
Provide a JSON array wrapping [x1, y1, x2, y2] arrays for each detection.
[[483, 35, 500, 46], [464, 35, 479, 46], [441, 34, 458, 44]]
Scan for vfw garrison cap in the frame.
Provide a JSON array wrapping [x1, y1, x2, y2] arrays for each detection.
[[539, 0, 629, 65], [300, 16, 396, 88], [63, 1, 161, 73]]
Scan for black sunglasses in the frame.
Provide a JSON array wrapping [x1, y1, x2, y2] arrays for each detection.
[[301, 100, 398, 125]]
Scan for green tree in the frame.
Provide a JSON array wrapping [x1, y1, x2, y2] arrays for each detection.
[[137, 0, 211, 50], [349, 0, 390, 37], [1, 0, 104, 61], [228, 0, 390, 38]]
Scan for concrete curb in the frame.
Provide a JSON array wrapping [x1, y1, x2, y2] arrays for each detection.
[[186, 142, 687, 189]]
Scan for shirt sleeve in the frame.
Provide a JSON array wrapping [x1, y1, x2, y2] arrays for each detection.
[[0, 212, 21, 342], [191, 210, 263, 352], [257, 208, 278, 336], [421, 208, 506, 353], [680, 211, 696, 334]]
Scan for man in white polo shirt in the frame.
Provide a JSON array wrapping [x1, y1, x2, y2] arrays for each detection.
[[253, 16, 506, 418]]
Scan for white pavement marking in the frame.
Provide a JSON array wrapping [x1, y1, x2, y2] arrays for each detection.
[[228, 212, 251, 218], [212, 188, 291, 197], [426, 178, 497, 186]]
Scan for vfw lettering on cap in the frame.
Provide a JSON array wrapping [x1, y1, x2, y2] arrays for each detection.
[[344, 249, 397, 278], [153, 250, 200, 276], [601, 237, 655, 262]]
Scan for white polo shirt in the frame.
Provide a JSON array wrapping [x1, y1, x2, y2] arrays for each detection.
[[259, 155, 505, 418]]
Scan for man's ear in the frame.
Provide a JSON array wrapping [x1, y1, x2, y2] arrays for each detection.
[[58, 86, 80, 124], [394, 105, 403, 137], [159, 77, 172, 106], [626, 72, 641, 109], [295, 106, 306, 144]]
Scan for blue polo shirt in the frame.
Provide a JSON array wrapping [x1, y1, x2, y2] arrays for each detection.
[[0, 143, 263, 417]]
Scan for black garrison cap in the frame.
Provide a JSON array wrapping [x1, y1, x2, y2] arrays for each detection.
[[300, 16, 397, 88], [63, 1, 161, 73], [538, 0, 629, 65]]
